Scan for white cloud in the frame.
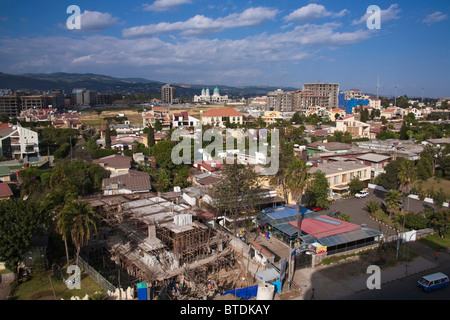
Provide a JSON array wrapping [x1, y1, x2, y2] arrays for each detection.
[[352, 4, 401, 25], [423, 11, 448, 25], [284, 3, 348, 23], [143, 0, 192, 12], [67, 10, 122, 32], [0, 19, 372, 85], [123, 7, 278, 37]]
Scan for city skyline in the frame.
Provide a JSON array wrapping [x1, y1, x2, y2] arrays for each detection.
[[0, 0, 449, 97]]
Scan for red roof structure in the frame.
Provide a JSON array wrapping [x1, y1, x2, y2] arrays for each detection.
[[288, 215, 360, 239], [0, 183, 13, 199], [202, 108, 242, 118]]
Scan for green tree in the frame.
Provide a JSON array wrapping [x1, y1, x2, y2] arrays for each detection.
[[147, 125, 155, 147], [384, 190, 402, 219], [105, 125, 112, 149], [365, 200, 380, 214], [57, 200, 100, 266], [285, 159, 310, 241], [426, 209, 450, 238], [210, 164, 263, 237], [397, 160, 416, 213], [0, 199, 46, 271], [154, 119, 162, 132], [348, 177, 365, 194], [306, 170, 329, 209], [268, 138, 295, 202], [416, 156, 433, 180]]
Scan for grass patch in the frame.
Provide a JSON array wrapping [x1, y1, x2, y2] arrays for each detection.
[[412, 178, 450, 199], [419, 230, 450, 251], [13, 271, 104, 300]]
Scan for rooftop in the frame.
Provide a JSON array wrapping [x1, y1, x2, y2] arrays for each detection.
[[356, 153, 391, 163], [309, 160, 371, 176], [93, 154, 132, 169], [202, 108, 242, 118]]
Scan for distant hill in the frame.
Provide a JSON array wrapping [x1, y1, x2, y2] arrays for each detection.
[[0, 72, 299, 98]]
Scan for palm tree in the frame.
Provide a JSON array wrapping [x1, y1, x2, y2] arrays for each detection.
[[398, 160, 416, 213], [42, 190, 77, 266], [285, 158, 310, 242], [57, 200, 100, 266]]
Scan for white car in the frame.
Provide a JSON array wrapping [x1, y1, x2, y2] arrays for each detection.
[[355, 190, 369, 198]]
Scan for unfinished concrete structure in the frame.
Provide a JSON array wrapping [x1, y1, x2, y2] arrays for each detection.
[[82, 192, 236, 298]]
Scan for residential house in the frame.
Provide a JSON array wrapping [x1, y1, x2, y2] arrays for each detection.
[[262, 111, 283, 125], [309, 160, 372, 197], [201, 108, 243, 127], [172, 112, 201, 128], [0, 166, 12, 182], [93, 154, 132, 177], [335, 115, 373, 139], [0, 182, 13, 200], [355, 153, 391, 178], [142, 107, 171, 130], [102, 171, 151, 195]]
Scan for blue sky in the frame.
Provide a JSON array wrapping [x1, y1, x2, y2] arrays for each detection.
[[0, 0, 449, 97]]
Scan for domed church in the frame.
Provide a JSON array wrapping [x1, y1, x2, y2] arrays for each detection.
[[194, 86, 229, 103]]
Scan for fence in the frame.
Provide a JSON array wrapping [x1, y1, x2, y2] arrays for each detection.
[[385, 228, 434, 243], [78, 256, 116, 293]]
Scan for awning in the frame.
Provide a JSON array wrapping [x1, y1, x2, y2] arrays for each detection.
[[332, 184, 349, 190]]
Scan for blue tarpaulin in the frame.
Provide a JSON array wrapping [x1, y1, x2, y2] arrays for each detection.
[[223, 285, 258, 300]]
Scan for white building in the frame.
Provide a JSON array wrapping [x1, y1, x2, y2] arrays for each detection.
[[194, 87, 229, 103], [172, 111, 201, 128], [0, 124, 39, 159]]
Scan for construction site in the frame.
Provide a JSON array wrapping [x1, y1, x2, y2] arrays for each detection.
[[80, 191, 260, 300]]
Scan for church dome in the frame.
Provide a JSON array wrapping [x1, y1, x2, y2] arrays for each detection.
[[214, 87, 220, 93]]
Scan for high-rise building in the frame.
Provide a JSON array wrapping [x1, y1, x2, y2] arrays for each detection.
[[303, 83, 339, 108], [266, 89, 294, 112], [161, 84, 176, 104], [292, 89, 328, 113]]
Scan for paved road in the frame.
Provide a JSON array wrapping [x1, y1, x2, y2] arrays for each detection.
[[291, 241, 450, 300]]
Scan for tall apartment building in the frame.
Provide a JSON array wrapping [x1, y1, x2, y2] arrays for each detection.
[[266, 89, 294, 112], [303, 83, 339, 109], [0, 95, 20, 117], [20, 95, 54, 110], [293, 89, 328, 113], [161, 84, 176, 104]]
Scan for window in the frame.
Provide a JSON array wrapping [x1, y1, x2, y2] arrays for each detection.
[[334, 176, 339, 185], [364, 170, 367, 178], [357, 170, 361, 178], [350, 172, 354, 179]]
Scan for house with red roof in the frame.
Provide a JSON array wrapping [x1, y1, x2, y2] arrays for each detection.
[[0, 182, 13, 200], [201, 108, 243, 127]]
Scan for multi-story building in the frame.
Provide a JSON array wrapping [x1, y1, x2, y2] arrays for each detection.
[[292, 89, 328, 113], [0, 124, 39, 159], [303, 83, 339, 109], [0, 95, 21, 117], [309, 160, 372, 197], [161, 84, 176, 104], [266, 89, 294, 112]]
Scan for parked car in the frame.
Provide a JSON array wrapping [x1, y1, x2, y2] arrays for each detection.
[[355, 190, 369, 198], [311, 207, 325, 212]]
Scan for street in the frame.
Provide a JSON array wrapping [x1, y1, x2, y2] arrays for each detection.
[[343, 265, 450, 300]]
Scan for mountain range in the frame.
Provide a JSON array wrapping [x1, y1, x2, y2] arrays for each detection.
[[0, 72, 299, 98]]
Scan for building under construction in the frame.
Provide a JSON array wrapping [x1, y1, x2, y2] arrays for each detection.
[[81, 192, 240, 299]]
